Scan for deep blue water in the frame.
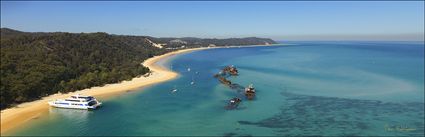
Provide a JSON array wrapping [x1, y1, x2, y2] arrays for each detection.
[[7, 41, 424, 136]]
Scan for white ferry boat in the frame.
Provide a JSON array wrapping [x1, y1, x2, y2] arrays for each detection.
[[48, 94, 102, 110]]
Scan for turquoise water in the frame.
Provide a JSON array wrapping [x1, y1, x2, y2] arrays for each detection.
[[7, 41, 424, 136]]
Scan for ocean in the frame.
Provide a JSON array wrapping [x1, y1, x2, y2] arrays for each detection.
[[7, 41, 424, 136]]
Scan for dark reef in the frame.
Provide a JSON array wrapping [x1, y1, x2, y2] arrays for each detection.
[[237, 92, 424, 136]]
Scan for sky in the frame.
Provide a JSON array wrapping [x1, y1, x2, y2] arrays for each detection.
[[1, 1, 424, 41]]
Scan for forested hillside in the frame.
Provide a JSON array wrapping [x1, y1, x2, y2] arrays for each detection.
[[148, 37, 277, 48], [0, 28, 276, 109]]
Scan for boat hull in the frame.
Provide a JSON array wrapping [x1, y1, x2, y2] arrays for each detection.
[[48, 101, 102, 110]]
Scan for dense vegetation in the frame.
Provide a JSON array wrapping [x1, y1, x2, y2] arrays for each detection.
[[0, 28, 276, 109], [148, 37, 277, 48]]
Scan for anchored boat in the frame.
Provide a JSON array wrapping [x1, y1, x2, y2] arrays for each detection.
[[48, 94, 102, 110]]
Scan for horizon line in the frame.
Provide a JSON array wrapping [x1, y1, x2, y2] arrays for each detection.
[[1, 27, 424, 42]]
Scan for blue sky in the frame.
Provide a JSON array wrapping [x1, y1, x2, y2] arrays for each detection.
[[1, 1, 424, 41]]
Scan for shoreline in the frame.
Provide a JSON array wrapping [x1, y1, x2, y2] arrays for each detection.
[[0, 44, 277, 134], [0, 47, 207, 134]]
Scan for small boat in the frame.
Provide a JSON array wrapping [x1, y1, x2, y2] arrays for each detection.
[[187, 68, 191, 72], [245, 84, 255, 100], [48, 94, 102, 110], [171, 86, 178, 93], [191, 75, 195, 85]]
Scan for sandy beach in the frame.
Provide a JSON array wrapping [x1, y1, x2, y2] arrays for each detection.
[[0, 44, 277, 134], [0, 47, 208, 134]]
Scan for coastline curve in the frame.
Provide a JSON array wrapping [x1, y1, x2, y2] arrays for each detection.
[[0, 47, 207, 134]]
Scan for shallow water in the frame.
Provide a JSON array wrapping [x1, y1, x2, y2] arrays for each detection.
[[7, 41, 424, 136]]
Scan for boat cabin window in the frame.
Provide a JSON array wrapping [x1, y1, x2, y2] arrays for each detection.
[[88, 101, 97, 106], [78, 96, 93, 100], [65, 99, 80, 102], [71, 103, 83, 106]]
